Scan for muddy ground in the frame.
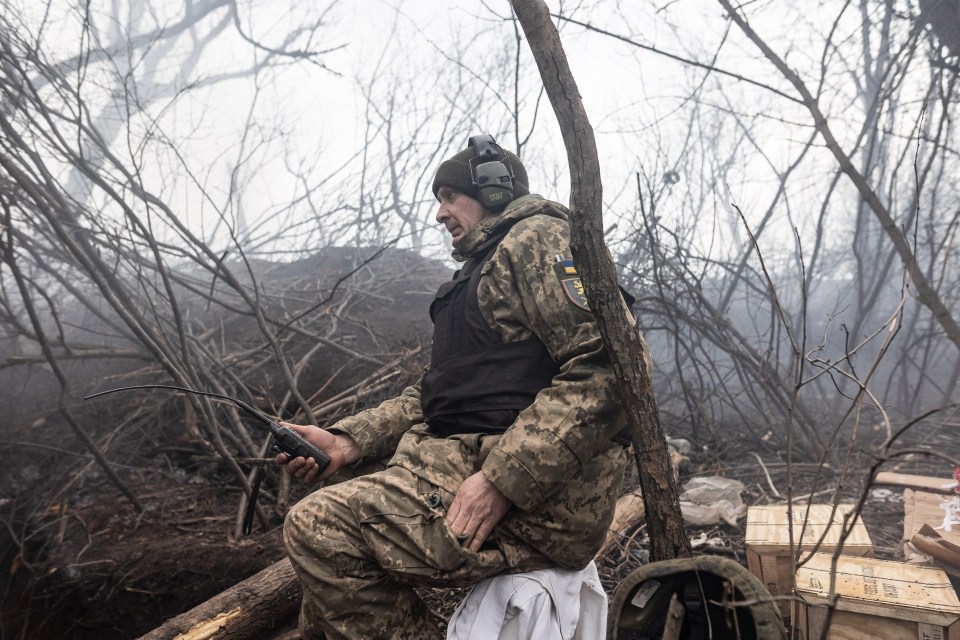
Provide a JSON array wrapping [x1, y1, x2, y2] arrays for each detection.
[[1, 414, 952, 639]]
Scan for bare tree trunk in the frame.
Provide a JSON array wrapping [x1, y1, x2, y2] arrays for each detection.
[[509, 0, 691, 562]]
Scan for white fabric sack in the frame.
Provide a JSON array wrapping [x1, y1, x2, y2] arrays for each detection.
[[446, 560, 607, 640]]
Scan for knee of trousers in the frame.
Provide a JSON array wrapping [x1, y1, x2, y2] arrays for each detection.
[[283, 492, 340, 567]]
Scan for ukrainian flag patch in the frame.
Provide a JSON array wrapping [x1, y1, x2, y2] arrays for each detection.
[[561, 259, 577, 275]]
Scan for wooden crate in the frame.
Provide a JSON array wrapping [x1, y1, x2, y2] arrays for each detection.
[[796, 553, 960, 640], [904, 489, 960, 553], [745, 504, 874, 621], [876, 472, 958, 495]]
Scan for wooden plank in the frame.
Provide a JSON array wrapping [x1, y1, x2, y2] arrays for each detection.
[[796, 554, 960, 628], [804, 606, 827, 640], [761, 553, 782, 594], [778, 554, 801, 622], [904, 490, 960, 550], [822, 609, 928, 640], [876, 472, 957, 495], [917, 622, 948, 640], [911, 524, 960, 575], [795, 603, 810, 640], [746, 547, 762, 579], [801, 606, 952, 640], [745, 504, 873, 555]]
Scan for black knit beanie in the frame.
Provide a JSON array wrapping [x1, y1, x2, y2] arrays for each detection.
[[432, 143, 530, 207]]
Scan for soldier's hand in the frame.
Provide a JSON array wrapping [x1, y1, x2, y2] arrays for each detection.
[[275, 423, 361, 484], [446, 471, 512, 552]]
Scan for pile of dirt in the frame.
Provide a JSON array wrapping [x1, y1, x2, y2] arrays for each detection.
[[0, 246, 452, 640], [4, 477, 285, 639]]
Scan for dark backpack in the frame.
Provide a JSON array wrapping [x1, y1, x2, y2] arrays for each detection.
[[607, 556, 786, 640]]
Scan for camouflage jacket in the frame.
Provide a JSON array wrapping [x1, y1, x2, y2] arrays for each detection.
[[329, 195, 635, 567]]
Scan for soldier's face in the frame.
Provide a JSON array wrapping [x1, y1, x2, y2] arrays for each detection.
[[436, 187, 488, 249]]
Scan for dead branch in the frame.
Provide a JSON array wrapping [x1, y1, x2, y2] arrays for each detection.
[[510, 0, 691, 561], [137, 558, 300, 640]]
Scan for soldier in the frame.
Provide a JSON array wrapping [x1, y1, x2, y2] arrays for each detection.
[[279, 135, 639, 640]]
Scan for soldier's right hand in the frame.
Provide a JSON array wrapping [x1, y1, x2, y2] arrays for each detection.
[[275, 423, 361, 484]]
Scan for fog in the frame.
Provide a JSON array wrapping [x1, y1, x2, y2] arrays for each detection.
[[1, 1, 958, 636]]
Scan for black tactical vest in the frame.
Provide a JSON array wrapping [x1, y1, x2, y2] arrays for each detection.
[[421, 224, 560, 437]]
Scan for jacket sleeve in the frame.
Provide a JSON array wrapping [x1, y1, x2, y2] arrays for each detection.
[[478, 215, 633, 511], [327, 382, 424, 464]]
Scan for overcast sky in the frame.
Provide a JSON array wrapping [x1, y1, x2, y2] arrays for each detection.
[[12, 0, 908, 263]]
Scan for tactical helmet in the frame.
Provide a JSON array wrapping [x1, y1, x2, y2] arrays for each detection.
[[608, 556, 786, 639]]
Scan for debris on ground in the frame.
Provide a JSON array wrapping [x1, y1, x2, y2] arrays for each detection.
[[679, 476, 745, 527]]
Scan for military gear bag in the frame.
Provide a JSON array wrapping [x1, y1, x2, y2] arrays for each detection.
[[607, 556, 786, 640]]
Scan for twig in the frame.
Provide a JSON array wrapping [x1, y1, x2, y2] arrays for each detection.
[[752, 453, 782, 499]]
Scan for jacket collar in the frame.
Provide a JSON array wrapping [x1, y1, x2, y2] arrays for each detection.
[[451, 194, 569, 261]]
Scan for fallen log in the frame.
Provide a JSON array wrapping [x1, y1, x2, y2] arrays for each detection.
[[596, 488, 646, 560], [595, 450, 685, 560], [137, 558, 300, 640]]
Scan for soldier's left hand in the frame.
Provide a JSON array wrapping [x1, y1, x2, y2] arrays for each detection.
[[274, 423, 360, 484], [446, 471, 512, 552]]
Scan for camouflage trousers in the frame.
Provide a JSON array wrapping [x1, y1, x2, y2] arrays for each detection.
[[283, 465, 554, 640]]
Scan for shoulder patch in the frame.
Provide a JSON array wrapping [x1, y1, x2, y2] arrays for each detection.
[[560, 277, 591, 311]]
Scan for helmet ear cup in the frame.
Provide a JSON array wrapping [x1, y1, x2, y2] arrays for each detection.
[[467, 134, 515, 211], [473, 159, 514, 209]]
